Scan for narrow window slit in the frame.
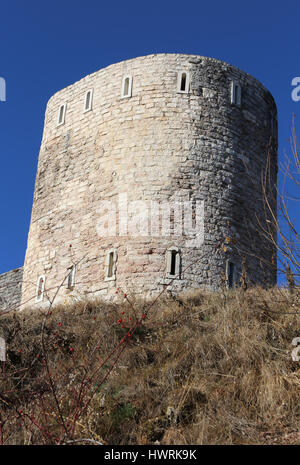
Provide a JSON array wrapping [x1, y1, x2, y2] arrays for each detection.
[[226, 260, 237, 288], [66, 265, 76, 289], [166, 247, 181, 278], [177, 71, 190, 93], [180, 73, 187, 91], [121, 76, 132, 98], [36, 275, 45, 302], [84, 89, 93, 112], [230, 81, 241, 106], [57, 104, 66, 126], [107, 252, 114, 278], [124, 78, 129, 96], [105, 249, 117, 281], [170, 250, 177, 276]]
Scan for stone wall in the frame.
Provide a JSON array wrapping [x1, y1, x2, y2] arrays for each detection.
[[0, 268, 23, 312], [21, 54, 278, 308]]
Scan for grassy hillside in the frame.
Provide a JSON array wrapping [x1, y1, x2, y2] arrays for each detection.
[[0, 287, 299, 445]]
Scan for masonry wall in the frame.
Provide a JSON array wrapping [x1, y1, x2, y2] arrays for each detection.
[[20, 54, 278, 308], [0, 268, 23, 312]]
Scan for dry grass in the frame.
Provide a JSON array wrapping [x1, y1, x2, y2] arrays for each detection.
[[0, 286, 299, 445]]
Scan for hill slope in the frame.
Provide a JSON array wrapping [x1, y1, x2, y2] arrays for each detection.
[[0, 287, 299, 445]]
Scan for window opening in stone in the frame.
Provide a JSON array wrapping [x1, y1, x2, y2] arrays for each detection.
[[226, 261, 237, 288], [166, 247, 181, 278], [121, 76, 132, 98], [36, 275, 45, 302], [107, 252, 114, 278], [231, 81, 241, 106], [180, 73, 187, 91], [66, 265, 76, 289], [170, 250, 177, 276], [57, 104, 66, 125], [84, 89, 93, 112], [177, 71, 190, 93], [105, 249, 117, 281]]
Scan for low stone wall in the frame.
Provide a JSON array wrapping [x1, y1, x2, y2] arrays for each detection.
[[0, 267, 23, 312]]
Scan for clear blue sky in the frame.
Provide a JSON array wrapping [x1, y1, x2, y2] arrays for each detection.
[[0, 0, 299, 278]]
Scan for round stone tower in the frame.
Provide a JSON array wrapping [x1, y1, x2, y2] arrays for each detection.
[[21, 53, 278, 308]]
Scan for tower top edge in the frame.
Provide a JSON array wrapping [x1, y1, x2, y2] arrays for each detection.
[[47, 53, 276, 107]]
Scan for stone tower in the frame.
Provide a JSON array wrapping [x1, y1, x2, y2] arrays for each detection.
[[20, 53, 278, 309]]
